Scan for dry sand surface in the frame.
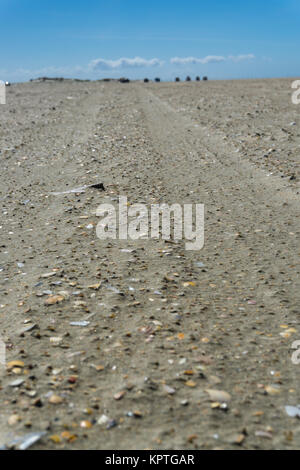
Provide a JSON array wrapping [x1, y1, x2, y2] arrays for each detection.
[[0, 78, 300, 449]]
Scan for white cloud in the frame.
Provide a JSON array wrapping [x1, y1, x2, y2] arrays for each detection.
[[170, 54, 255, 65], [228, 54, 255, 62], [90, 57, 164, 70], [171, 56, 225, 65]]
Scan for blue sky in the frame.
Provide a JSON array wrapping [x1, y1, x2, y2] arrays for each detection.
[[0, 0, 299, 82]]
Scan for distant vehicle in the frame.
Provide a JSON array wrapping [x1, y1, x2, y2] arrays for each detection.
[[186, 76, 191, 81], [5, 81, 11, 86], [144, 78, 149, 83], [195, 76, 200, 81], [203, 76, 208, 81], [154, 77, 161, 82], [119, 77, 130, 83], [175, 77, 180, 82]]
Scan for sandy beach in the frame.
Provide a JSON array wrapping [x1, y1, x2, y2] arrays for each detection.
[[0, 78, 299, 449]]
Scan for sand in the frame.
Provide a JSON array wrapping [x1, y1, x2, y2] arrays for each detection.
[[0, 78, 299, 449]]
